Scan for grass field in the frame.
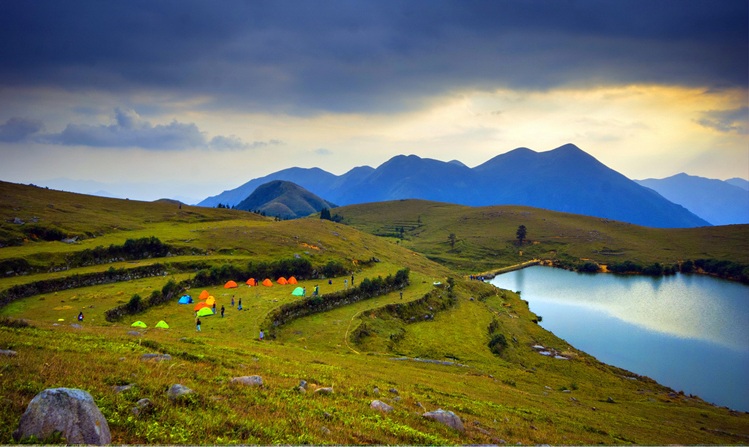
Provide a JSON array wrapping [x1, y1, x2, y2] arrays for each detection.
[[1, 181, 747, 444]]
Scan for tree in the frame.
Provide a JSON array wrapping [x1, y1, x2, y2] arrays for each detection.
[[516, 225, 527, 246], [320, 208, 331, 220], [448, 233, 457, 249]]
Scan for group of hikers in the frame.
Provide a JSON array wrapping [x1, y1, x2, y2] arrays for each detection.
[[193, 294, 264, 340]]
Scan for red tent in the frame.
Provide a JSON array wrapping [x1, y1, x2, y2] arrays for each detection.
[[246, 278, 256, 286], [262, 278, 273, 287], [199, 290, 210, 300], [288, 276, 298, 284], [277, 277, 288, 285], [224, 280, 238, 289], [194, 302, 210, 311]]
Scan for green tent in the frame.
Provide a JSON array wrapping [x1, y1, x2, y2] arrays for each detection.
[[291, 287, 304, 296], [131, 321, 147, 328], [155, 320, 169, 329], [196, 307, 214, 317]]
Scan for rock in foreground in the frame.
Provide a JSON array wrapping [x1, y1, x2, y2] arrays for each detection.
[[13, 388, 111, 445]]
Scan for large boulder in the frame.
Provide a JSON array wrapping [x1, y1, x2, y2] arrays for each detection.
[[423, 408, 464, 432], [12, 388, 112, 445]]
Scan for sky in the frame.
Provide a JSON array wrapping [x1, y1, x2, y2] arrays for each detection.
[[1, 0, 747, 204]]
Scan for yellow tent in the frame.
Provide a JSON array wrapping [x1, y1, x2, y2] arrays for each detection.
[[206, 296, 216, 306]]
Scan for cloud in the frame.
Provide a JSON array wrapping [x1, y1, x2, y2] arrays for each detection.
[[0, 117, 43, 142], [314, 148, 333, 156], [41, 108, 274, 150], [209, 135, 282, 151], [697, 107, 749, 134], [0, 1, 745, 115]]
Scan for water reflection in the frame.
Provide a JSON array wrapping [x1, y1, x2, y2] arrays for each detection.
[[491, 267, 748, 351], [489, 266, 749, 411]]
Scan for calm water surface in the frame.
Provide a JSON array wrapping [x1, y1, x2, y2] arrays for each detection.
[[489, 266, 749, 412]]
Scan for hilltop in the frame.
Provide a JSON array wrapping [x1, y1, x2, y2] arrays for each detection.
[[0, 181, 747, 445]]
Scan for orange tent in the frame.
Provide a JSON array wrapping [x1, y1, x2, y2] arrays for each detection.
[[246, 278, 256, 286], [288, 276, 298, 284], [262, 278, 273, 287], [277, 277, 288, 285], [199, 290, 210, 300], [194, 302, 210, 311], [224, 280, 238, 289]]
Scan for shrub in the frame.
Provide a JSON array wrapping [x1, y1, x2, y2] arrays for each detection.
[[488, 333, 508, 356]]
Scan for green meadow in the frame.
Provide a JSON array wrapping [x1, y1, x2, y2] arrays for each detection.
[[1, 181, 748, 444]]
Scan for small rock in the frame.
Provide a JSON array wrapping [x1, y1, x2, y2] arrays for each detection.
[[323, 411, 333, 420], [0, 349, 17, 357], [321, 426, 331, 435], [167, 384, 194, 401], [127, 331, 141, 337], [113, 384, 133, 393], [230, 376, 263, 386], [131, 398, 153, 416], [314, 387, 334, 395], [370, 400, 394, 413], [373, 386, 380, 395], [389, 387, 399, 395], [606, 396, 615, 403], [12, 388, 111, 445], [423, 408, 465, 432], [70, 324, 82, 329], [140, 353, 172, 362], [299, 380, 308, 390]]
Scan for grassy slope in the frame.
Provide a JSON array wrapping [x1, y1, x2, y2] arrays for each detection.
[[334, 199, 749, 273], [0, 182, 747, 444]]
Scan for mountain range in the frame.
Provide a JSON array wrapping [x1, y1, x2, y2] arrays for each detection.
[[635, 173, 749, 226], [198, 143, 712, 228]]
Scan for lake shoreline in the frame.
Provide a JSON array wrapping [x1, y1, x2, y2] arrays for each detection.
[[475, 258, 747, 285]]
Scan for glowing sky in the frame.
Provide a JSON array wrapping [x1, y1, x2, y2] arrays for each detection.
[[1, 0, 747, 204]]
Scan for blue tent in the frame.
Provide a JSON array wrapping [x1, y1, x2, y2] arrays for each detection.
[[178, 295, 193, 304]]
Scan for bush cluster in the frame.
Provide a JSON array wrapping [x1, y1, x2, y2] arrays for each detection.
[[486, 317, 508, 356], [0, 264, 168, 308], [66, 237, 175, 268], [105, 279, 181, 322]]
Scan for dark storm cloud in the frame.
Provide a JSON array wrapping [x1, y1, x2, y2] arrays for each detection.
[[0, 117, 44, 142], [41, 108, 274, 151], [1, 0, 746, 114]]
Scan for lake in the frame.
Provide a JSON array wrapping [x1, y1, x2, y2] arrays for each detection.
[[489, 266, 749, 412]]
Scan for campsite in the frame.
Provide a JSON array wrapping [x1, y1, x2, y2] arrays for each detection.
[[0, 181, 748, 444]]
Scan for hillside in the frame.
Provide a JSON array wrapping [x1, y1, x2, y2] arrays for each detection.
[[636, 173, 749, 225], [332, 199, 749, 275], [0, 182, 747, 445], [235, 180, 336, 220], [198, 144, 708, 228]]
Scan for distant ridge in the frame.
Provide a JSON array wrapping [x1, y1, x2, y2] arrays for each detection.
[[198, 144, 709, 228], [234, 180, 336, 219], [636, 173, 749, 225]]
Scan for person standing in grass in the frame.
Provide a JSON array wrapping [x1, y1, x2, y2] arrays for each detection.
[[259, 329, 264, 341], [221, 305, 225, 317], [238, 298, 242, 310], [196, 317, 202, 332], [231, 296, 235, 307]]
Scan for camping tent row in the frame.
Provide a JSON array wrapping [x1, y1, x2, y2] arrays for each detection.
[[131, 320, 169, 329], [244, 276, 298, 287]]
